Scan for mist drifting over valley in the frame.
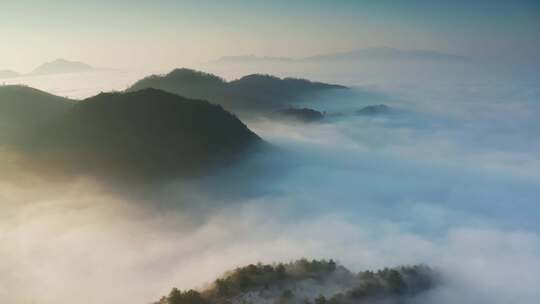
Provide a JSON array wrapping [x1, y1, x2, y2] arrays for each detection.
[[1, 1, 540, 304]]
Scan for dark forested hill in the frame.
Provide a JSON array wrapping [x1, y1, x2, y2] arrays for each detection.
[[0, 85, 72, 142], [6, 87, 262, 179], [155, 259, 437, 304], [127, 69, 227, 103], [127, 69, 347, 114]]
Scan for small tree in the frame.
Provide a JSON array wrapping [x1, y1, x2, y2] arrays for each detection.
[[168, 288, 183, 304], [387, 270, 406, 294], [276, 264, 287, 281], [315, 295, 327, 304]]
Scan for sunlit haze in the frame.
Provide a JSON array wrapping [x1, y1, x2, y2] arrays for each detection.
[[1, 0, 539, 72]]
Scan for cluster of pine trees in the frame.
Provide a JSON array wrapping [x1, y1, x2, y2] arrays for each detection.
[[155, 259, 435, 304]]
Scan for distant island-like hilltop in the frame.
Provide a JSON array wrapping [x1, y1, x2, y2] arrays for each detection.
[[0, 59, 95, 78], [31, 58, 94, 75], [0, 70, 20, 79]]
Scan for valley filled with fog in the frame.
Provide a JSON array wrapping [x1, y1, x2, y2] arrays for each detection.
[[1, 61, 539, 304]]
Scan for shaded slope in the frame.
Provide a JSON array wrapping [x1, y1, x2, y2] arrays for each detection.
[[0, 85, 72, 142], [17, 88, 262, 179]]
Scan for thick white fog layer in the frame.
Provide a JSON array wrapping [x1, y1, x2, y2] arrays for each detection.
[[1, 63, 539, 304]]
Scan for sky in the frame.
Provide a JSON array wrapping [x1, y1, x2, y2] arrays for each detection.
[[1, 0, 539, 71]]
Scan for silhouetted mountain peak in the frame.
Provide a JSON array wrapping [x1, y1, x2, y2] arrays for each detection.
[[0, 70, 20, 78], [128, 69, 347, 114], [235, 73, 281, 82], [165, 68, 226, 84], [32, 58, 93, 75], [7, 87, 262, 180]]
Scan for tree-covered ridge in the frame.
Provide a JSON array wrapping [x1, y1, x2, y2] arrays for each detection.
[[3, 87, 263, 180], [0, 85, 72, 142], [156, 259, 436, 304], [128, 69, 347, 113]]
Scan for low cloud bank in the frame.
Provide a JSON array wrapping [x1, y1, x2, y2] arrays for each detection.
[[1, 73, 539, 304]]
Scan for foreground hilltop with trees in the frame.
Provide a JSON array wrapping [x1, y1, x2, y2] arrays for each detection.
[[156, 259, 437, 304]]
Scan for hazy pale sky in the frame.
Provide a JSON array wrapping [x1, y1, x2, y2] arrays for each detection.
[[1, 0, 539, 71]]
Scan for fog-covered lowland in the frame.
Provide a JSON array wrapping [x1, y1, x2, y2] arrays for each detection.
[[1, 58, 539, 304]]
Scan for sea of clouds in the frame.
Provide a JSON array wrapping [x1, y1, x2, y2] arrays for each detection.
[[0, 62, 539, 304]]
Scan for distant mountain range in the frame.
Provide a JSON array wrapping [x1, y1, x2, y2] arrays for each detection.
[[1, 85, 262, 180], [154, 259, 437, 304], [0, 70, 20, 79], [127, 68, 347, 114], [213, 47, 470, 64], [0, 59, 94, 78], [215, 55, 293, 64], [305, 47, 469, 62]]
